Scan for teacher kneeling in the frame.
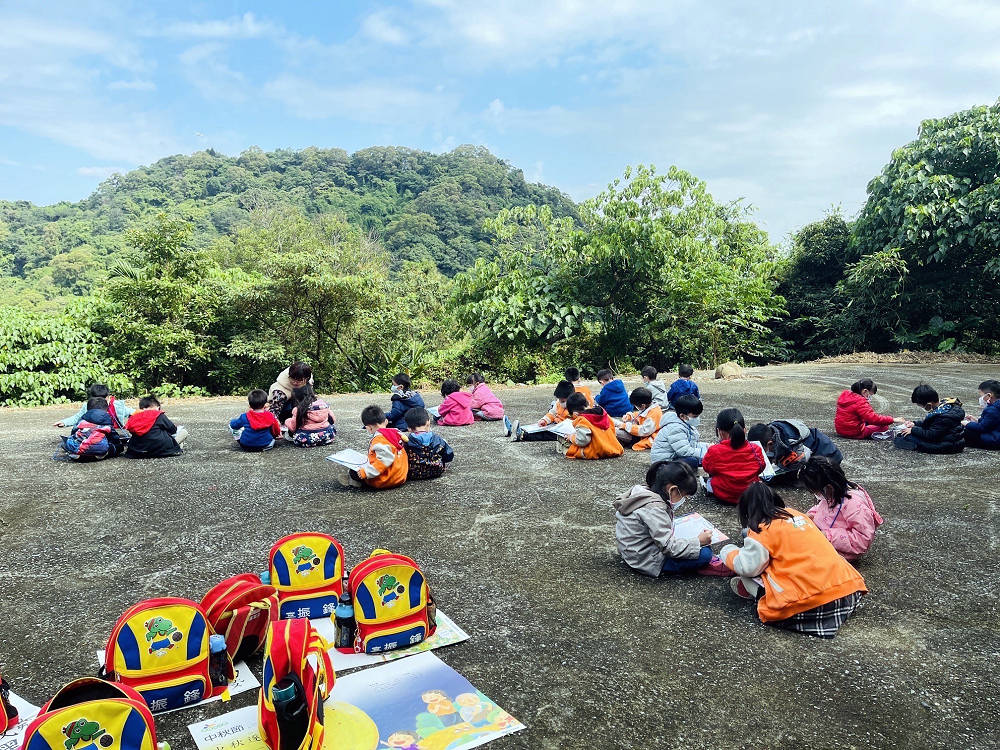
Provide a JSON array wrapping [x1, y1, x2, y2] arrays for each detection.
[[269, 361, 314, 423]]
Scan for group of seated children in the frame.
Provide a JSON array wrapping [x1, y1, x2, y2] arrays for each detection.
[[230, 386, 335, 450], [387, 372, 506, 430]]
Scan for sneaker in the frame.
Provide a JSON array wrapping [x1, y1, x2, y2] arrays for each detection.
[[871, 429, 896, 441], [730, 577, 754, 599], [510, 420, 522, 442], [336, 467, 353, 487], [503, 415, 513, 437], [698, 556, 734, 577]]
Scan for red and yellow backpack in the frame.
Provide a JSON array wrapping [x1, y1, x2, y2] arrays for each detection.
[[344, 550, 437, 654], [201, 573, 279, 662], [0, 674, 18, 735], [269, 533, 345, 620]]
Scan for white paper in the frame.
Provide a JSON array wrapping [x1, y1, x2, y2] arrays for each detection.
[[0, 692, 40, 750], [751, 440, 776, 479], [673, 512, 729, 544], [325, 448, 367, 468], [428, 406, 441, 418], [520, 420, 574, 437], [188, 704, 260, 750]]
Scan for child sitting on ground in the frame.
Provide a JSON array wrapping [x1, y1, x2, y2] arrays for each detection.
[[800, 456, 883, 561], [467, 373, 504, 421], [666, 364, 700, 409], [387, 372, 425, 431], [640, 366, 670, 409], [284, 386, 337, 446], [701, 408, 766, 505], [614, 387, 663, 451], [54, 383, 133, 430], [746, 419, 843, 482], [835, 379, 897, 439], [435, 379, 474, 426], [404, 407, 454, 480], [721, 483, 867, 638], [230, 389, 281, 451], [559, 393, 625, 460], [594, 369, 631, 418], [338, 405, 409, 490], [506, 380, 575, 442], [650, 394, 709, 467], [964, 379, 1000, 450], [61, 397, 124, 460], [894, 384, 965, 453], [564, 367, 594, 405], [125, 396, 187, 458], [614, 460, 732, 577]]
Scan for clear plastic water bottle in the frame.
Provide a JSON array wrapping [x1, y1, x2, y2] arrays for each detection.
[[260, 570, 271, 585], [209, 634, 228, 688]]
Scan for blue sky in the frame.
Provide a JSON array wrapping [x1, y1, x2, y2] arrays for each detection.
[[1, 0, 998, 242]]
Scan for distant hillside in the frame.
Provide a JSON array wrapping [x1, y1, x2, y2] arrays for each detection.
[[0, 144, 578, 311]]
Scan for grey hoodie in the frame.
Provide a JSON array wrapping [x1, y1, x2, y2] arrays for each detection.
[[646, 379, 670, 409], [614, 485, 702, 576]]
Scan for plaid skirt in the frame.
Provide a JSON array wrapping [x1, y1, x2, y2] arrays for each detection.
[[770, 591, 864, 638]]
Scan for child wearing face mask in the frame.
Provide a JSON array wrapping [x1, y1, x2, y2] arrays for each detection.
[[650, 394, 709, 466], [387, 372, 425, 431], [614, 460, 732, 576], [835, 379, 897, 439], [964, 380, 1000, 451], [894, 384, 965, 453], [801, 456, 883, 561]]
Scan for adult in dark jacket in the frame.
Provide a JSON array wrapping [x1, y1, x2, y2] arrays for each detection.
[[965, 379, 1000, 450], [894, 385, 965, 454], [747, 419, 842, 482], [594, 369, 632, 418], [387, 372, 425, 430], [125, 396, 188, 458]]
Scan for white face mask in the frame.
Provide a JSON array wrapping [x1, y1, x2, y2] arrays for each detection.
[[981, 395, 989, 408], [391, 384, 401, 395]]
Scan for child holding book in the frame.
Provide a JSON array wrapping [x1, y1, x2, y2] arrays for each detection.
[[701, 408, 765, 505], [506, 380, 575, 442], [650, 394, 709, 467], [404, 407, 454, 479], [594, 369, 631, 418], [435, 379, 474, 426], [466, 373, 504, 421], [614, 387, 663, 451], [54, 383, 133, 429], [387, 372, 425, 431], [666, 364, 700, 409], [835, 379, 896, 439], [800, 456, 883, 561], [230, 389, 282, 451], [894, 384, 965, 453], [125, 396, 187, 458], [337, 405, 408, 490], [284, 386, 337, 446], [559, 393, 624, 460]]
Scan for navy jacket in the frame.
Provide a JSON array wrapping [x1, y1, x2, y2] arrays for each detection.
[[595, 378, 631, 418], [388, 390, 425, 430], [666, 378, 700, 408], [908, 399, 966, 453], [965, 400, 1000, 449], [126, 411, 183, 458]]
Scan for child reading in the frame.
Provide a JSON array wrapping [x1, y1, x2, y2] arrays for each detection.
[[284, 386, 337, 446], [650, 394, 709, 467], [835, 379, 896, 439], [230, 389, 281, 451], [558, 393, 624, 460], [800, 456, 883, 561], [964, 379, 1000, 450], [640, 366, 670, 409], [564, 367, 594, 405], [614, 460, 732, 577], [54, 383, 133, 430], [403, 407, 454, 479], [467, 373, 504, 421], [614, 387, 663, 451], [594, 369, 631, 418], [746, 419, 842, 481], [125, 396, 187, 458], [436, 379, 474, 426], [894, 384, 965, 453], [337, 405, 408, 490], [666, 364, 700, 409], [387, 372, 425, 430], [506, 380, 575, 442], [721, 483, 867, 638], [701, 408, 765, 505]]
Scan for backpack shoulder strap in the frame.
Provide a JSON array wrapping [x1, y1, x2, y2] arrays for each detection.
[[0, 675, 18, 732]]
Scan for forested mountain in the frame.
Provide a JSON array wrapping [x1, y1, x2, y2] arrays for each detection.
[[0, 145, 578, 311]]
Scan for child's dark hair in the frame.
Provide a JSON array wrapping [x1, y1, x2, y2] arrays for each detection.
[[629, 387, 652, 409], [392, 372, 411, 390], [678, 364, 694, 378], [403, 407, 431, 430], [911, 384, 938, 405], [850, 379, 876, 395], [980, 380, 1000, 399], [87, 397, 109, 411], [798, 456, 855, 507], [738, 482, 792, 533], [88, 383, 110, 399], [640, 365, 657, 380], [139, 396, 160, 409], [361, 404, 387, 426], [596, 368, 614, 382], [673, 394, 703, 417], [441, 379, 461, 397], [554, 380, 575, 399], [646, 460, 698, 501], [466, 372, 486, 386], [566, 392, 590, 414], [292, 386, 318, 432], [716, 408, 746, 449], [248, 389, 268, 410], [288, 361, 312, 382], [746, 423, 774, 446], [564, 367, 580, 382]]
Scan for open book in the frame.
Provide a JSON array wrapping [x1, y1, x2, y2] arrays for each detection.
[[673, 512, 729, 544], [326, 448, 367, 469], [750, 440, 776, 480], [519, 419, 575, 438]]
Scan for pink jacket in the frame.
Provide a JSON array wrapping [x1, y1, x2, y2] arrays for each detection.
[[806, 487, 884, 561], [437, 391, 475, 426], [285, 399, 335, 433], [469, 383, 504, 420]]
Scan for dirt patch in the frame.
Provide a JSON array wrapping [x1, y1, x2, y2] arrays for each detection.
[[810, 350, 1000, 365]]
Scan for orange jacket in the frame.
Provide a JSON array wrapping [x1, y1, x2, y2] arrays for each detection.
[[721, 509, 867, 622], [619, 404, 663, 451], [566, 412, 625, 460], [574, 384, 595, 406], [542, 398, 570, 425], [358, 428, 409, 490]]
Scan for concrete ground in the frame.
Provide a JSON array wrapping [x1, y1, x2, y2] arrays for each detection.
[[1, 363, 999, 750]]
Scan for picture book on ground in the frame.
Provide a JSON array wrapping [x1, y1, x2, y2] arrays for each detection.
[[326, 449, 369, 469], [673, 513, 729, 545], [519, 420, 575, 437]]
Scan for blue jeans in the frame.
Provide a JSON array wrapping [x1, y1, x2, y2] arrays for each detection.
[[661, 545, 713, 574], [676, 456, 700, 469]]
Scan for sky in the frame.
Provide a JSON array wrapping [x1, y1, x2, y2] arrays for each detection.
[[1, 0, 998, 242]]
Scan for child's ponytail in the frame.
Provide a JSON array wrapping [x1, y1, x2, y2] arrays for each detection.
[[716, 408, 747, 449], [730, 422, 746, 449], [851, 379, 876, 395]]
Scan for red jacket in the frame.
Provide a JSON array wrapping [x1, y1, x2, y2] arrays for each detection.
[[834, 391, 894, 438], [702, 440, 766, 505]]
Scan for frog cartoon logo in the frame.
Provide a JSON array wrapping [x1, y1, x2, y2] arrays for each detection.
[[291, 545, 322, 576], [145, 616, 183, 654], [376, 574, 406, 607], [62, 718, 114, 750]]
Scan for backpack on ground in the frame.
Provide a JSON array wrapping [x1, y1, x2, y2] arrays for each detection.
[[201, 574, 280, 662], [99, 597, 233, 713], [344, 550, 437, 654], [770, 419, 813, 473], [269, 533, 345, 620], [21, 677, 157, 750], [258, 620, 333, 750], [0, 674, 18, 734]]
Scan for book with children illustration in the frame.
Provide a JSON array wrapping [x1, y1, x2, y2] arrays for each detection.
[[327, 448, 369, 469], [751, 440, 777, 480]]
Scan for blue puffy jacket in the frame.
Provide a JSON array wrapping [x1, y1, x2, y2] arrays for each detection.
[[666, 378, 700, 408], [966, 400, 1000, 449], [388, 390, 425, 430], [595, 379, 631, 418]]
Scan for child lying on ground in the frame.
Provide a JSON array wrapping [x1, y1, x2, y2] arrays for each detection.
[[436, 380, 474, 426], [230, 389, 281, 451], [964, 379, 1000, 450], [506, 380, 575, 442], [54, 383, 133, 429], [701, 408, 765, 505], [746, 419, 842, 482], [284, 386, 337, 446], [594, 369, 631, 418], [614, 387, 663, 451], [404, 407, 454, 479], [125, 396, 187, 458], [894, 384, 965, 453], [721, 483, 867, 638], [650, 394, 709, 467], [800, 456, 883, 561], [835, 379, 896, 439], [615, 460, 732, 576], [558, 393, 625, 460], [61, 397, 124, 460], [467, 373, 504, 421], [337, 405, 409, 490]]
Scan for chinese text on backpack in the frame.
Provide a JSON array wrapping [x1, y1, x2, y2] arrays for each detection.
[[258, 620, 333, 750], [201, 574, 279, 662], [344, 550, 437, 654], [100, 597, 233, 713], [269, 533, 345, 620], [22, 678, 157, 750], [1, 674, 18, 735]]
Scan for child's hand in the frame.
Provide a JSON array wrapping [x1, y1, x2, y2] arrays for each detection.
[[967, 415, 979, 423], [697, 530, 713, 546], [538, 419, 548, 427], [898, 426, 912, 436], [52, 421, 65, 427]]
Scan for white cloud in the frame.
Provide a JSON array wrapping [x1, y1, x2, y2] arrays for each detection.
[[361, 10, 409, 46], [76, 166, 122, 178], [164, 12, 281, 41], [108, 79, 156, 91], [178, 43, 247, 104]]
